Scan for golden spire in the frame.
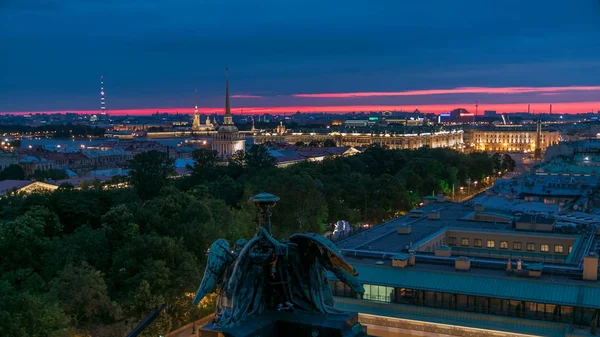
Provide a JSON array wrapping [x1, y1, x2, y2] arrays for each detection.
[[223, 68, 233, 125]]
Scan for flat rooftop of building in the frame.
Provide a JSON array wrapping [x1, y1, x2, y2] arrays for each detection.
[[336, 201, 513, 253], [517, 214, 556, 225], [333, 257, 600, 309], [471, 194, 560, 215]]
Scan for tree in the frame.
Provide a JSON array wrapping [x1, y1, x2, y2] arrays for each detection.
[[101, 205, 139, 248], [308, 140, 322, 147], [31, 169, 68, 182], [501, 154, 517, 171], [129, 150, 174, 199], [323, 139, 337, 147], [0, 281, 70, 337], [57, 182, 74, 191], [244, 145, 277, 169], [491, 152, 503, 172], [192, 149, 219, 171], [229, 150, 245, 167], [126, 280, 171, 337], [294, 141, 306, 147], [49, 262, 118, 326], [0, 164, 25, 180]]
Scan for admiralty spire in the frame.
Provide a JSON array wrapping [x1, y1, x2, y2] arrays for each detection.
[[211, 68, 245, 159]]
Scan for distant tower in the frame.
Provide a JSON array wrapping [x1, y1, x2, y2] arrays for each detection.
[[549, 104, 553, 115], [192, 89, 201, 131], [100, 75, 107, 115], [474, 101, 478, 123], [251, 117, 256, 132], [527, 104, 531, 114], [205, 111, 213, 128], [534, 119, 542, 160], [211, 68, 245, 159]]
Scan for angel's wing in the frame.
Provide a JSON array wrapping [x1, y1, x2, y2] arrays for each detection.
[[289, 233, 365, 295], [193, 239, 233, 305]]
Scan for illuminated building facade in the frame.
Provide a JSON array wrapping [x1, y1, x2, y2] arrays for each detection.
[[191, 89, 214, 132], [466, 126, 560, 153], [254, 130, 463, 150]]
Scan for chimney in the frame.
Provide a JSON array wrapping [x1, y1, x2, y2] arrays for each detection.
[[583, 252, 598, 281], [455, 257, 471, 271], [408, 250, 416, 266], [392, 254, 409, 268]]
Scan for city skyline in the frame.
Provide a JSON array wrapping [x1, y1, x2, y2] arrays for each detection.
[[1, 1, 600, 114]]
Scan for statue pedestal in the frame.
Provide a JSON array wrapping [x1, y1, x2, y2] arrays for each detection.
[[199, 311, 368, 337]]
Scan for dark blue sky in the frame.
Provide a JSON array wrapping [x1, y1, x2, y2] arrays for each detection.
[[1, 0, 600, 113]]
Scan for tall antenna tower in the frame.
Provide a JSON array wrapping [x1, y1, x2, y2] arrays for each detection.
[[100, 75, 107, 115], [474, 101, 478, 123]]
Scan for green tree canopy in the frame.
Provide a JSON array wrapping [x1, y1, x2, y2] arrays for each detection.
[[0, 164, 25, 180], [129, 150, 175, 199]]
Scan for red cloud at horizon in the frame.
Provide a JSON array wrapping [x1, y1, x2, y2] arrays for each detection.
[[4, 101, 600, 116], [292, 86, 600, 98]]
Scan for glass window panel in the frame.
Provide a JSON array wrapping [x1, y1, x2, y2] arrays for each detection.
[[555, 245, 564, 253], [443, 293, 454, 309], [424, 291, 436, 307], [513, 242, 522, 250], [561, 306, 573, 324], [540, 244, 549, 252], [527, 243, 536, 251], [487, 240, 495, 248], [457, 295, 469, 311], [500, 241, 508, 249], [489, 298, 502, 314], [461, 238, 469, 246]]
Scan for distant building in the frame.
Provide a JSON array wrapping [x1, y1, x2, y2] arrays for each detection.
[[484, 110, 497, 117], [191, 89, 214, 132], [465, 125, 559, 153], [255, 130, 464, 150], [211, 72, 245, 159]]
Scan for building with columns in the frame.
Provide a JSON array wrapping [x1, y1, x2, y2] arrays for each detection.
[[254, 130, 464, 150], [211, 71, 245, 158], [465, 124, 560, 153]]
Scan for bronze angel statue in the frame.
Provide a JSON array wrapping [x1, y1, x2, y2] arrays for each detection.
[[193, 193, 365, 327]]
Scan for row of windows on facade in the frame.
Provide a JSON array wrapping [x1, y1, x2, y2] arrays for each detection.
[[331, 281, 599, 328], [447, 237, 570, 253]]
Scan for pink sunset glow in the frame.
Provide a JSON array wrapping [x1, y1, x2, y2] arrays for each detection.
[[4, 101, 600, 116], [293, 86, 600, 98]]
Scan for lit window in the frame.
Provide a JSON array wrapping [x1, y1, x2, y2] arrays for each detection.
[[363, 284, 395, 303], [569, 245, 573, 253], [540, 244, 549, 252], [448, 237, 456, 246], [527, 243, 536, 251], [474, 239, 482, 248], [500, 241, 508, 249], [513, 242, 522, 250], [461, 238, 469, 246], [487, 240, 495, 248], [555, 245, 564, 253]]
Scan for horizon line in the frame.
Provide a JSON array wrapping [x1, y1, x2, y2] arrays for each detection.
[[3, 101, 600, 116]]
